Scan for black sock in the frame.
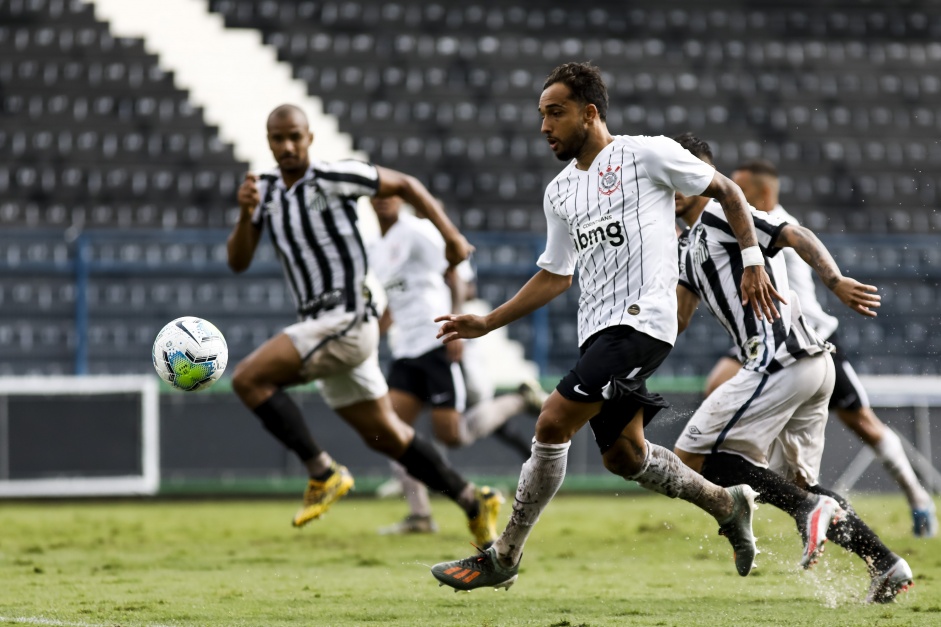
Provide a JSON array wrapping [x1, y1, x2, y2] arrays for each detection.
[[312, 464, 335, 482], [397, 433, 475, 517], [806, 484, 895, 569], [252, 389, 322, 463], [701, 453, 809, 516]]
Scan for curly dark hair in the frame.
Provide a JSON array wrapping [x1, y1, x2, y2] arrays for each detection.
[[672, 132, 714, 164], [543, 62, 608, 121]]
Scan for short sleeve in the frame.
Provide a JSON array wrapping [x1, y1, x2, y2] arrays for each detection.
[[751, 208, 788, 255], [640, 136, 715, 197], [412, 218, 449, 275], [314, 160, 380, 198], [536, 194, 577, 275], [701, 201, 787, 257]]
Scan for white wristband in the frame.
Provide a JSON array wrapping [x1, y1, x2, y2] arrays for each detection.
[[741, 246, 765, 267]]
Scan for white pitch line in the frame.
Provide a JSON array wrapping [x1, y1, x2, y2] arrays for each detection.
[[0, 616, 177, 627]]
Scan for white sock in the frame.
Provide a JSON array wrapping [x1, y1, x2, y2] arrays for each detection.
[[629, 441, 731, 521], [458, 394, 526, 445], [874, 428, 932, 510], [494, 439, 570, 566], [391, 461, 432, 518]]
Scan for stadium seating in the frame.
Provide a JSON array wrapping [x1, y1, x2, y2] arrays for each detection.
[[0, 0, 245, 230], [2, 0, 939, 376], [0, 0, 281, 376], [209, 0, 941, 373], [208, 0, 941, 230]]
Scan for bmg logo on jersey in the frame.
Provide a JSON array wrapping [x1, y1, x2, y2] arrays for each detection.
[[572, 215, 625, 252]]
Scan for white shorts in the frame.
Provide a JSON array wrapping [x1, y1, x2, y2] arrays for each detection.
[[283, 309, 388, 409], [675, 353, 835, 485]]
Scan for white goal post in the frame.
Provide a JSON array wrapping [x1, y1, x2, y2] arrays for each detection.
[[834, 375, 941, 494], [0, 375, 160, 497]]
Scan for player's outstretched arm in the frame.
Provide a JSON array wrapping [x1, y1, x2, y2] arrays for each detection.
[[227, 172, 263, 273], [435, 269, 572, 343], [702, 171, 785, 321], [375, 166, 472, 267], [777, 224, 881, 317]]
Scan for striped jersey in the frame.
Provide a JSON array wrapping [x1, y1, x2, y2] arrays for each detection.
[[678, 200, 830, 374], [368, 212, 451, 359], [251, 159, 379, 318], [768, 204, 840, 340], [537, 135, 715, 347]]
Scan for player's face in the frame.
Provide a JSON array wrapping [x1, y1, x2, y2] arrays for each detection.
[[731, 170, 761, 206], [267, 113, 313, 173], [371, 196, 402, 223], [538, 82, 590, 162], [674, 190, 698, 219]]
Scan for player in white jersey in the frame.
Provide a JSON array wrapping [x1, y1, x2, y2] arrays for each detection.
[[368, 196, 544, 534], [672, 134, 912, 603], [429, 62, 785, 592], [226, 105, 503, 547], [704, 159, 937, 538]]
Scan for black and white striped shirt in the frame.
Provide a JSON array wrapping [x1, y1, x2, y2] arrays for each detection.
[[537, 135, 716, 347], [678, 200, 829, 374], [251, 159, 379, 318]]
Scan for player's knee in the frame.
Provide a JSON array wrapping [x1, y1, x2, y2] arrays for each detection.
[[835, 406, 865, 427], [533, 412, 578, 444], [601, 441, 645, 477], [231, 361, 256, 402]]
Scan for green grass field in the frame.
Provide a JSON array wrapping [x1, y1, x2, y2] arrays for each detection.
[[0, 493, 937, 626]]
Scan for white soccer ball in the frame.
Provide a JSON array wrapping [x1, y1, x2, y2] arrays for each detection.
[[152, 316, 228, 392]]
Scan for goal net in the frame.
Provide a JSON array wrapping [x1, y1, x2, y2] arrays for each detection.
[[0, 375, 159, 497]]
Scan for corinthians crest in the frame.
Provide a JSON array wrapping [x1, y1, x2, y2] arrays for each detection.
[[598, 164, 621, 196]]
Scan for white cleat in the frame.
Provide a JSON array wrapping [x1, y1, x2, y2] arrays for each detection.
[[867, 557, 914, 603], [799, 495, 844, 569]]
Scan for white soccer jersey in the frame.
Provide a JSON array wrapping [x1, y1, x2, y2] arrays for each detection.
[[368, 212, 450, 359], [252, 159, 379, 318], [768, 204, 840, 340], [537, 135, 715, 346], [678, 200, 829, 374]]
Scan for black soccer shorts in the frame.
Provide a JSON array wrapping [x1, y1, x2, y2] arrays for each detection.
[[556, 325, 672, 454], [387, 346, 465, 410], [827, 331, 866, 411]]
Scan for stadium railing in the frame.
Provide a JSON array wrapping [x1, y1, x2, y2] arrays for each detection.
[[1, 228, 939, 376]]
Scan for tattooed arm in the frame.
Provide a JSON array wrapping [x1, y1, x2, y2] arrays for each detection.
[[701, 171, 783, 320], [777, 224, 881, 317]]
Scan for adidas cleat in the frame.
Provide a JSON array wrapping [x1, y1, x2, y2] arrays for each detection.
[[912, 502, 938, 538], [292, 464, 354, 527], [867, 557, 914, 603], [378, 514, 439, 535], [431, 545, 519, 591], [467, 486, 504, 548], [718, 485, 759, 577], [799, 495, 844, 569]]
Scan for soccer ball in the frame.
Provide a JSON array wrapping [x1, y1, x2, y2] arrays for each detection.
[[152, 316, 228, 391]]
